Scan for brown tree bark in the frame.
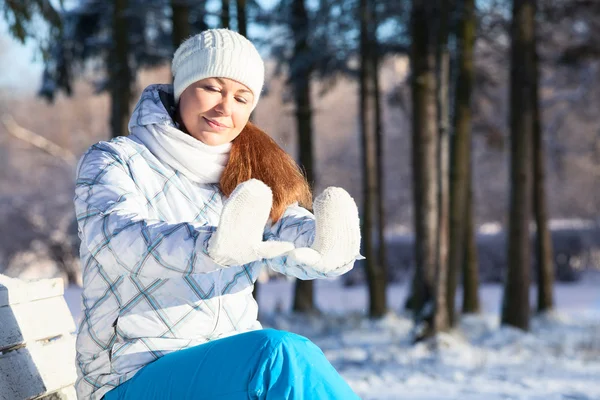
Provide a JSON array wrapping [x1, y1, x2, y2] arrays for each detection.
[[433, 0, 451, 333], [410, 0, 438, 334], [374, 37, 388, 297], [110, 0, 132, 138], [360, 0, 387, 318], [221, 0, 230, 28], [290, 0, 317, 313], [532, 19, 555, 313], [236, 0, 247, 36], [462, 165, 480, 314], [501, 0, 535, 331], [447, 0, 476, 326], [171, 0, 191, 49]]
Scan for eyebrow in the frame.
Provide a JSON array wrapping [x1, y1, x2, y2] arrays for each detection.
[[214, 77, 253, 95]]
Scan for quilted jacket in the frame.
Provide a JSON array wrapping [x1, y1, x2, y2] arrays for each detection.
[[73, 85, 354, 399]]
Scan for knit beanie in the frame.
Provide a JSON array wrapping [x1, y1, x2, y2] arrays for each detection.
[[172, 29, 265, 110]]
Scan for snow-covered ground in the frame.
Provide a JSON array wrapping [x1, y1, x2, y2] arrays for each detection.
[[65, 279, 600, 399]]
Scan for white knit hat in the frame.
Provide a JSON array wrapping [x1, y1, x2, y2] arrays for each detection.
[[172, 29, 265, 109]]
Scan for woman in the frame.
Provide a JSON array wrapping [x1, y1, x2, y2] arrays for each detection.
[[74, 29, 362, 399]]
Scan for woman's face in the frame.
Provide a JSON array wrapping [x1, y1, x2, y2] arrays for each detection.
[[178, 77, 254, 146]]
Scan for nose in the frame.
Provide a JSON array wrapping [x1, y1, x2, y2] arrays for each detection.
[[215, 95, 234, 116]]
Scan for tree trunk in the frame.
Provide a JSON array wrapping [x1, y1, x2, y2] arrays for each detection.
[[433, 0, 451, 334], [360, 0, 386, 318], [236, 0, 247, 36], [410, 0, 438, 334], [171, 0, 191, 49], [221, 0, 230, 28], [110, 0, 131, 138], [532, 20, 555, 313], [290, 0, 316, 313], [501, 0, 535, 331], [462, 164, 480, 313], [374, 40, 387, 292], [447, 0, 475, 326]]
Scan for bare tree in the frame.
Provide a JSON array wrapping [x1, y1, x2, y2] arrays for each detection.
[[433, 0, 451, 333], [110, 0, 132, 138], [290, 0, 316, 313], [448, 0, 478, 324], [171, 0, 191, 49], [360, 0, 386, 318], [236, 0, 247, 36], [462, 163, 480, 314], [221, 0, 230, 28], [374, 21, 387, 298], [532, 17, 554, 313], [502, 0, 535, 331], [410, 0, 438, 336]]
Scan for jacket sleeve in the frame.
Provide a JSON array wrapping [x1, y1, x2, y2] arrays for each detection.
[[262, 204, 355, 280], [74, 143, 224, 278]]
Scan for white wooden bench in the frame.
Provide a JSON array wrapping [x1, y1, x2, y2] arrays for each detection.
[[0, 275, 77, 400]]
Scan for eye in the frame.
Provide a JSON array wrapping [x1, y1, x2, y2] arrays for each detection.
[[204, 86, 220, 92], [235, 96, 248, 104]]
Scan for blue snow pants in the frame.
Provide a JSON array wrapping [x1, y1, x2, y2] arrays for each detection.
[[103, 328, 361, 400]]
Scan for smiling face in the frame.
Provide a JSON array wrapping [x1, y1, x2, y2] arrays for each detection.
[[177, 77, 255, 146]]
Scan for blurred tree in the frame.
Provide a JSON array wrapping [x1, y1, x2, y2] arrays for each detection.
[[360, 0, 387, 318], [109, 0, 131, 138], [532, 9, 554, 313], [266, 0, 408, 316], [221, 0, 230, 28], [1, 0, 62, 58], [546, 0, 600, 64], [410, 0, 438, 337], [501, 0, 535, 331], [39, 0, 168, 137], [38, 0, 209, 138], [289, 0, 317, 314], [266, 0, 358, 313], [236, 0, 247, 36], [373, 1, 387, 309], [462, 165, 480, 314], [171, 0, 191, 48], [448, 0, 478, 325], [433, 0, 451, 334]]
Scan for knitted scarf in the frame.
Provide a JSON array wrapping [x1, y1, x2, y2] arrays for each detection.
[[129, 85, 231, 184]]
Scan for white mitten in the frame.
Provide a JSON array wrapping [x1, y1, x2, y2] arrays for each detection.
[[208, 179, 295, 266], [285, 187, 362, 272]]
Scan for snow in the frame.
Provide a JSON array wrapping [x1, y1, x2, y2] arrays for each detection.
[[64, 279, 600, 399]]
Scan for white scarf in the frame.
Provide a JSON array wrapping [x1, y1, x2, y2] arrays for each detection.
[[131, 123, 231, 184]]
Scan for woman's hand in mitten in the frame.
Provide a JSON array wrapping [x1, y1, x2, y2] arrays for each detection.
[[285, 187, 362, 272], [208, 179, 295, 267]]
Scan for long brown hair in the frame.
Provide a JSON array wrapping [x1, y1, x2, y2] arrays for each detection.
[[220, 122, 312, 222]]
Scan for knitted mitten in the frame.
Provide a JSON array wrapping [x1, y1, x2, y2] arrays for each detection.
[[208, 179, 295, 266], [285, 187, 362, 272]]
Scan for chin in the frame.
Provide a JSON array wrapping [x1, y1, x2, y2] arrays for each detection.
[[191, 131, 225, 146], [204, 136, 229, 146]]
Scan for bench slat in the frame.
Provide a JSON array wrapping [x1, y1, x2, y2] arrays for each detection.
[[0, 276, 64, 307], [0, 335, 77, 400], [0, 296, 76, 352]]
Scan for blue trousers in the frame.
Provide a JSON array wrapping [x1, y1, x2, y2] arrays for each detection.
[[104, 329, 361, 400]]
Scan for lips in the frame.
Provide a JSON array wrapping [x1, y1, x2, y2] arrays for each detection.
[[203, 117, 229, 129]]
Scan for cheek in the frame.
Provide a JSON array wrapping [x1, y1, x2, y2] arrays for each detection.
[[233, 109, 251, 128], [180, 100, 202, 124]]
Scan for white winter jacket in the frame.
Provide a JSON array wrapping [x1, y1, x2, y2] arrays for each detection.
[[73, 85, 355, 400]]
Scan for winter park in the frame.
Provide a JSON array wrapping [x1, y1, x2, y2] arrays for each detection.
[[1, 0, 600, 399]]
